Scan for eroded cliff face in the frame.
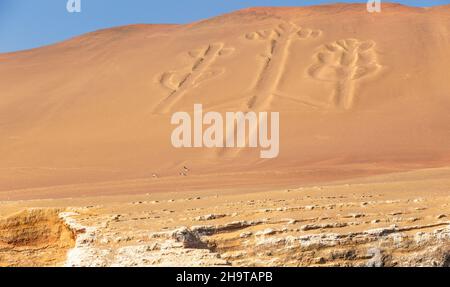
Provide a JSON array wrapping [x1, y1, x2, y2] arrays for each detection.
[[63, 216, 450, 267], [0, 209, 75, 267], [1, 177, 449, 267], [200, 221, 450, 267], [46, 209, 450, 267], [6, 166, 444, 268]]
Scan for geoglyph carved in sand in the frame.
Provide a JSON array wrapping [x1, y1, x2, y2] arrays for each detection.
[[153, 32, 381, 114], [153, 43, 234, 114], [214, 22, 322, 158], [307, 39, 382, 109], [244, 22, 322, 110]]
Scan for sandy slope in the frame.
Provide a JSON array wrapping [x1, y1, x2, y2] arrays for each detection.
[[1, 3, 450, 199]]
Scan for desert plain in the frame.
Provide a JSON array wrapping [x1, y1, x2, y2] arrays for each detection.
[[0, 3, 450, 266]]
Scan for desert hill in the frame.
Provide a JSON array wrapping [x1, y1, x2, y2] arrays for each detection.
[[1, 3, 450, 199]]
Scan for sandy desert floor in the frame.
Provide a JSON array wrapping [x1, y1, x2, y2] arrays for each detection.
[[1, 3, 450, 266], [1, 166, 449, 267]]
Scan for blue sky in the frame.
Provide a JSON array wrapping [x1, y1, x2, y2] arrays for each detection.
[[0, 0, 449, 53]]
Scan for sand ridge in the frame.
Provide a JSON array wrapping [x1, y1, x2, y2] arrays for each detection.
[[1, 3, 450, 197]]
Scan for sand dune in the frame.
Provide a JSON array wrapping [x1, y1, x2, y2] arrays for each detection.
[[1, 3, 450, 199]]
